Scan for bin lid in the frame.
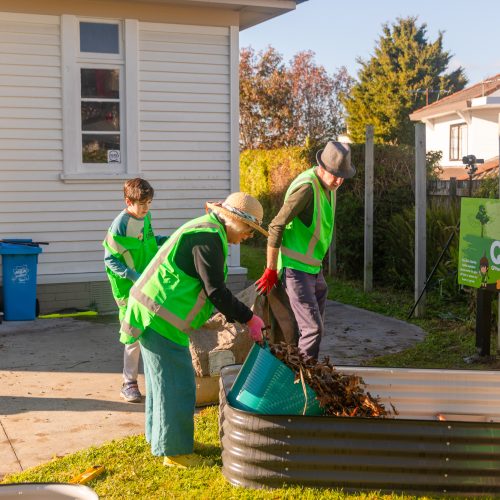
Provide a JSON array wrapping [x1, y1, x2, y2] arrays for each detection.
[[0, 241, 42, 255]]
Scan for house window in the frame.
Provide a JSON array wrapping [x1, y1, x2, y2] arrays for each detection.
[[61, 16, 139, 181], [449, 123, 467, 161], [81, 68, 121, 165]]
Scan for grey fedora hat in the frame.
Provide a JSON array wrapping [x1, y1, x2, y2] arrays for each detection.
[[316, 141, 356, 179]]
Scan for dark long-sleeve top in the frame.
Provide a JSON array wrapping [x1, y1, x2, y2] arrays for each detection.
[[268, 168, 332, 249], [173, 220, 253, 324]]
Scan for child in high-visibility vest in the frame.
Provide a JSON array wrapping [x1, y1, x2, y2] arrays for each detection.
[[103, 178, 167, 402]]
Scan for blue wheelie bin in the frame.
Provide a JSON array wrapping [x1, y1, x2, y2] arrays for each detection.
[[0, 239, 43, 321]]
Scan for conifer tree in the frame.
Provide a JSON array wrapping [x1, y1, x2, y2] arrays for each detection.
[[344, 17, 467, 145]]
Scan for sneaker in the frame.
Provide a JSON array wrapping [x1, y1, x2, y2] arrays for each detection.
[[163, 454, 214, 468], [120, 382, 142, 403]]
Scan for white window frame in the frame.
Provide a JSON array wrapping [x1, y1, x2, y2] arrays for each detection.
[[60, 15, 139, 182]]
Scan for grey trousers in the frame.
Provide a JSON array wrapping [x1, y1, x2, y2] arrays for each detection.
[[283, 267, 328, 360]]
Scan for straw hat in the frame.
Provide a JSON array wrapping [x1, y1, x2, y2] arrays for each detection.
[[206, 192, 268, 237], [316, 141, 356, 179]]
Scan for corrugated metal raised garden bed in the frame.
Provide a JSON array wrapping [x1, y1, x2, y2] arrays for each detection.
[[219, 364, 500, 496]]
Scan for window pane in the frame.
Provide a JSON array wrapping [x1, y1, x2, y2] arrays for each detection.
[[80, 22, 119, 54], [81, 69, 119, 98], [82, 134, 120, 163], [82, 102, 120, 131]]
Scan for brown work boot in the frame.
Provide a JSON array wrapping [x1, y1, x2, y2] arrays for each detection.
[[163, 453, 214, 468]]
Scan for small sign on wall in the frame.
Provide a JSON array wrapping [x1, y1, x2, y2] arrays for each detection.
[[107, 149, 121, 163], [458, 198, 500, 289]]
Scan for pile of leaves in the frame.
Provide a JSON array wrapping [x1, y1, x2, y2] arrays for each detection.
[[269, 342, 397, 418]]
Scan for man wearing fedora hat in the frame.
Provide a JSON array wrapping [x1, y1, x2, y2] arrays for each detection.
[[120, 192, 267, 468], [256, 141, 355, 361]]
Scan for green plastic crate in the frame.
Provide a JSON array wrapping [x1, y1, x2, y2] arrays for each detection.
[[227, 343, 323, 416]]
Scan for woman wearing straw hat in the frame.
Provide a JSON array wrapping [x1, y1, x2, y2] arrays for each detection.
[[256, 141, 355, 362], [120, 192, 267, 468]]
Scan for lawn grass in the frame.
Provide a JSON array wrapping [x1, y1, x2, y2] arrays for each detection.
[[2, 406, 432, 500], [2, 244, 496, 498]]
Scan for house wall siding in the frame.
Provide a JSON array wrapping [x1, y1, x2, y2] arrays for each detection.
[[0, 11, 244, 314]]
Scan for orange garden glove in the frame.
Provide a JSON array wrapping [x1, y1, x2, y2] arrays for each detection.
[[255, 268, 278, 295], [246, 314, 265, 342]]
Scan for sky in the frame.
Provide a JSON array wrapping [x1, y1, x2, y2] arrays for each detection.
[[240, 0, 500, 85]]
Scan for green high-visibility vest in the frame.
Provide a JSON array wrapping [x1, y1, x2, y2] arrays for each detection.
[[120, 213, 228, 347], [102, 213, 159, 308], [279, 168, 335, 274]]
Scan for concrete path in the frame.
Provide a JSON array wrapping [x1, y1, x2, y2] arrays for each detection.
[[0, 303, 425, 479]]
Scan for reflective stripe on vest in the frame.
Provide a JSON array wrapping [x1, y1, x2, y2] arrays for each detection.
[[121, 219, 223, 339], [104, 232, 135, 270]]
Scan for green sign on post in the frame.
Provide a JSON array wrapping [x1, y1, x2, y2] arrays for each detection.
[[458, 198, 500, 289]]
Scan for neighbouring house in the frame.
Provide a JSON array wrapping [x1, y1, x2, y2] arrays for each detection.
[[0, 0, 307, 315], [409, 75, 500, 188]]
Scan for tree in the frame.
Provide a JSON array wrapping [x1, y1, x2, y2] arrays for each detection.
[[344, 17, 467, 145], [476, 205, 490, 238], [240, 46, 353, 150]]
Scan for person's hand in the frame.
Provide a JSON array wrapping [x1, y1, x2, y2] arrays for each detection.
[[255, 268, 278, 295], [246, 314, 265, 342]]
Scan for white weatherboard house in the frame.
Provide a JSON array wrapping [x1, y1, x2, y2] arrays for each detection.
[[0, 0, 306, 315], [410, 75, 500, 182]]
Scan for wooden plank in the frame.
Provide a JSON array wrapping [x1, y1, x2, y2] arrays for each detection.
[[0, 64, 60, 77], [140, 91, 229, 104], [0, 160, 60, 171], [140, 81, 228, 94], [0, 31, 59, 45], [0, 118, 61, 129], [141, 161, 229, 171], [140, 101, 228, 113], [414, 123, 427, 317], [0, 12, 59, 25], [140, 40, 229, 56], [140, 131, 229, 142], [141, 121, 229, 132], [140, 60, 229, 75], [141, 141, 228, 151], [0, 42, 60, 56], [0, 129, 61, 140], [141, 150, 230, 161], [0, 20, 59, 36], [139, 22, 228, 36], [139, 50, 227, 65], [364, 125, 374, 292], [0, 96, 61, 108], [0, 53, 59, 66], [0, 86, 60, 98], [0, 179, 229, 192], [0, 138, 62, 150], [5, 208, 204, 223], [0, 150, 61, 160], [0, 107, 61, 119], [140, 110, 228, 123], [1, 198, 211, 212], [140, 71, 228, 84], [140, 30, 227, 46], [0, 75, 61, 88]]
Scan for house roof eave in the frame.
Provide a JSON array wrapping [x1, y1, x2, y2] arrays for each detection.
[[139, 0, 305, 30], [409, 99, 471, 121]]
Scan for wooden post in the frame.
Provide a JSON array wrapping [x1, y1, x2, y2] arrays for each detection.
[[477, 288, 492, 356], [364, 125, 374, 292], [415, 123, 426, 317]]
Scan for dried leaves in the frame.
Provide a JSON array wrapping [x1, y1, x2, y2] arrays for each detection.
[[269, 342, 396, 418]]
